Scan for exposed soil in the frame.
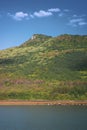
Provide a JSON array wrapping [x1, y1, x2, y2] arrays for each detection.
[[0, 100, 87, 105]]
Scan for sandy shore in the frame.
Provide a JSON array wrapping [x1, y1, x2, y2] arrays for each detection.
[[0, 100, 87, 105]]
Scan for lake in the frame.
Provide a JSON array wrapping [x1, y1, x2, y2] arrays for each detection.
[[0, 105, 87, 130]]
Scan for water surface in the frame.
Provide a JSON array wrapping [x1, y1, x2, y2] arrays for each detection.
[[0, 105, 87, 130]]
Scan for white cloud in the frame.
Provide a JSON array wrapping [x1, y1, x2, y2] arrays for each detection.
[[69, 18, 87, 27], [34, 10, 52, 17], [33, 8, 60, 18], [8, 12, 29, 21], [58, 13, 64, 17], [48, 8, 60, 12], [7, 8, 64, 20], [72, 14, 86, 18], [72, 14, 78, 17], [63, 9, 69, 12], [57, 9, 69, 17], [30, 14, 34, 18], [78, 21, 87, 25], [70, 18, 83, 23]]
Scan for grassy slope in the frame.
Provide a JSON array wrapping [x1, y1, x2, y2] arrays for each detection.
[[0, 34, 87, 100]]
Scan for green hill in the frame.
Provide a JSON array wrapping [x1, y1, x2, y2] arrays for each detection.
[[0, 34, 87, 100]]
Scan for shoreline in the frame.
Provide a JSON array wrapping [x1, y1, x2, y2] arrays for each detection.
[[0, 100, 87, 105]]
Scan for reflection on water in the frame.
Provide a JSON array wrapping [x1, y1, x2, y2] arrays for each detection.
[[0, 105, 87, 130]]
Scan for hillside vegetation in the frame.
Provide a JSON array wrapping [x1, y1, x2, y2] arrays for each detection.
[[0, 34, 87, 100]]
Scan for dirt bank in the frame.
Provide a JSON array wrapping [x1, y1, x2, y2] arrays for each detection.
[[0, 100, 87, 105]]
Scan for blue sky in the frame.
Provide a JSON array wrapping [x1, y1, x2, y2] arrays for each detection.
[[0, 0, 87, 50]]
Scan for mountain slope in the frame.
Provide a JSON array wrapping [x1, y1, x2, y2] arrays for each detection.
[[0, 34, 87, 100]]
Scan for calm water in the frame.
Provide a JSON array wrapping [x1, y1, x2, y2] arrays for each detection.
[[0, 105, 87, 130]]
